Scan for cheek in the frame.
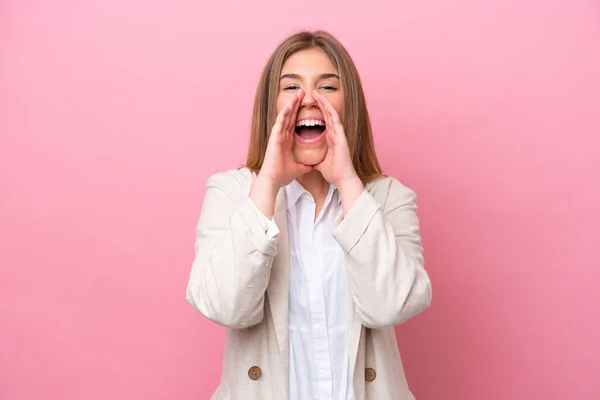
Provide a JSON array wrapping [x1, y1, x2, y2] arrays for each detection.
[[276, 93, 294, 113], [335, 103, 343, 118], [322, 93, 343, 117]]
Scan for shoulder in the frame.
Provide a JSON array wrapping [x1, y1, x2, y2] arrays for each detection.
[[205, 167, 257, 198], [366, 175, 417, 209]]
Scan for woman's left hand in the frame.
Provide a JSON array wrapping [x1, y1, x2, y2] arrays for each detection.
[[313, 90, 359, 188], [313, 90, 365, 215]]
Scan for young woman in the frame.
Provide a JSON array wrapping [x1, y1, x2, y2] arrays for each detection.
[[186, 30, 432, 400]]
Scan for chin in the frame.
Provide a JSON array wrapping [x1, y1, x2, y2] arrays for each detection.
[[293, 147, 327, 166]]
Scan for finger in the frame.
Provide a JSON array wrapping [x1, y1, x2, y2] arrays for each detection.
[[326, 127, 335, 147], [318, 95, 340, 131], [272, 106, 290, 139], [326, 102, 343, 133], [318, 95, 344, 143], [316, 96, 337, 146], [318, 96, 337, 137], [281, 97, 297, 135], [313, 89, 326, 113], [314, 91, 334, 131], [287, 90, 304, 134]]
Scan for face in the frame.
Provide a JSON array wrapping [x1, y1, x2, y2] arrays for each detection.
[[276, 48, 344, 166]]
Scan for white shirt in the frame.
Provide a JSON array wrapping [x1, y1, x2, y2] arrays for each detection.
[[259, 180, 354, 400]]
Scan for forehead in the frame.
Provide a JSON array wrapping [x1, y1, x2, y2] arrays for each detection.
[[280, 48, 338, 76]]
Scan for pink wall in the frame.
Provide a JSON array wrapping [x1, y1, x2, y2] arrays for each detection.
[[1, 1, 599, 399]]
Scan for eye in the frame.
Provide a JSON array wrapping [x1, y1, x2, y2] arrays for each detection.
[[320, 85, 337, 91], [283, 85, 300, 91]]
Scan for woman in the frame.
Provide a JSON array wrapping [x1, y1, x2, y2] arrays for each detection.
[[186, 30, 432, 400]]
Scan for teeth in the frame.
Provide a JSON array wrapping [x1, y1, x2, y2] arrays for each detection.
[[296, 119, 325, 127]]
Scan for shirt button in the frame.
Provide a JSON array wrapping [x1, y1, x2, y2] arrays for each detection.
[[248, 366, 262, 380], [365, 367, 376, 382]]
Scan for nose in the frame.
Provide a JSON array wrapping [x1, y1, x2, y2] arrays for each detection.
[[301, 89, 318, 108]]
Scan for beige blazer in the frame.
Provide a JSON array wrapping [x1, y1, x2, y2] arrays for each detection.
[[186, 168, 432, 400]]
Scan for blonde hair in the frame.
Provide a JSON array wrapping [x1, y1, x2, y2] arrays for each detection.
[[245, 30, 383, 184]]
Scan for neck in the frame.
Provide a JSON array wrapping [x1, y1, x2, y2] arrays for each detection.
[[296, 170, 330, 204]]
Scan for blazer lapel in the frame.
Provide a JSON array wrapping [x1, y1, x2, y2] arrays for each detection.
[[267, 187, 290, 374]]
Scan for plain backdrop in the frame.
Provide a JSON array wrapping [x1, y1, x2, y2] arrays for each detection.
[[1, 0, 599, 399]]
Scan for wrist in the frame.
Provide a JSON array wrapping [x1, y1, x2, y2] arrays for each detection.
[[336, 172, 362, 193], [250, 174, 279, 220], [337, 173, 364, 217], [255, 172, 282, 193]]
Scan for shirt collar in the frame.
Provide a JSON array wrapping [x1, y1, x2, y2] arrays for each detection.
[[284, 179, 341, 211]]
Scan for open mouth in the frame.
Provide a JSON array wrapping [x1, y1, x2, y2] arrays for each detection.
[[295, 119, 326, 141]]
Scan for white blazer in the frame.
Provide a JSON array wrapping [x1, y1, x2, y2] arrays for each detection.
[[186, 167, 432, 400]]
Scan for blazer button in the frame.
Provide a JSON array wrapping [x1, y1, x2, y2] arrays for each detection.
[[248, 366, 262, 380], [365, 367, 376, 382]]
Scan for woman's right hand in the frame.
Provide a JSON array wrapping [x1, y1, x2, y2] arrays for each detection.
[[250, 90, 311, 219], [259, 89, 312, 188]]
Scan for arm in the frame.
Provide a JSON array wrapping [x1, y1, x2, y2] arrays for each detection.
[[186, 170, 279, 329], [333, 178, 432, 329]]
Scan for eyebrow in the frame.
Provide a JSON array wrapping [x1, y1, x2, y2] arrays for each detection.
[[279, 73, 340, 80]]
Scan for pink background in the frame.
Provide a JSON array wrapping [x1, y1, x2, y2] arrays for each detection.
[[1, 0, 599, 399]]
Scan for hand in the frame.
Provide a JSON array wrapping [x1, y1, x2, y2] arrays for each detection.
[[312, 90, 359, 188], [258, 89, 312, 189], [313, 90, 364, 216], [250, 90, 312, 219]]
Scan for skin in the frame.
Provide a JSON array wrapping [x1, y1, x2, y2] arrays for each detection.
[[249, 48, 365, 221]]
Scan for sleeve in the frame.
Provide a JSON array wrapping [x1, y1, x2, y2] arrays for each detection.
[[249, 198, 281, 240], [332, 178, 432, 328], [185, 171, 280, 328]]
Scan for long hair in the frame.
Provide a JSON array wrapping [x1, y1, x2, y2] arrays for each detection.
[[245, 30, 383, 184]]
